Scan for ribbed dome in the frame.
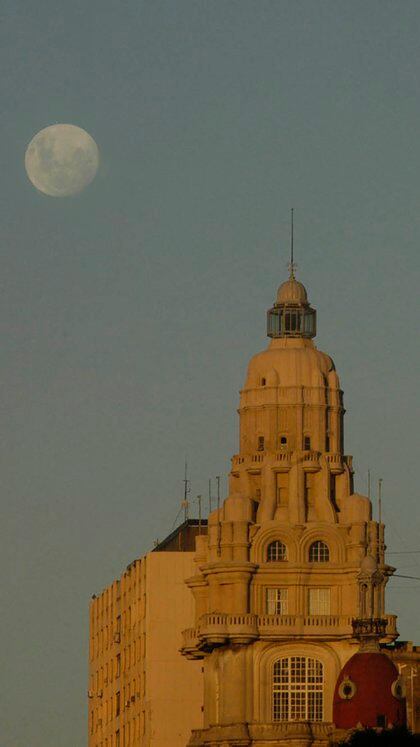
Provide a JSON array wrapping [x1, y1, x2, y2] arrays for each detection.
[[276, 277, 308, 304], [244, 338, 337, 389]]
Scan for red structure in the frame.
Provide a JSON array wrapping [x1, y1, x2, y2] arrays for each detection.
[[333, 652, 407, 730]]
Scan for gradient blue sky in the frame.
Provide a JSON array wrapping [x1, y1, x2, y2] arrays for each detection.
[[1, 2, 419, 745]]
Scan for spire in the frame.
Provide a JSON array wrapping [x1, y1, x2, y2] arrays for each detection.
[[288, 208, 297, 279]]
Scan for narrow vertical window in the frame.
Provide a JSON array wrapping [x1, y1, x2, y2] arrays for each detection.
[[330, 474, 336, 502], [257, 436, 265, 451], [304, 435, 311, 450], [116, 653, 121, 679], [266, 588, 288, 615], [279, 435, 288, 448], [116, 691, 120, 717]]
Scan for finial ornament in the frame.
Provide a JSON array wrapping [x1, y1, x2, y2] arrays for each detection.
[[288, 208, 297, 278]]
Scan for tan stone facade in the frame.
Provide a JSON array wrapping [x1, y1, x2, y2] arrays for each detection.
[[386, 642, 420, 733], [180, 274, 408, 746], [89, 547, 204, 747], [89, 270, 419, 745]]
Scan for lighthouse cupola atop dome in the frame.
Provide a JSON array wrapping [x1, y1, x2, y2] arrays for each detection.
[[267, 270, 317, 339]]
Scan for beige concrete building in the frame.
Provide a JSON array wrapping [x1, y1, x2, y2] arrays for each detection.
[[88, 522, 205, 747], [180, 271, 414, 745]]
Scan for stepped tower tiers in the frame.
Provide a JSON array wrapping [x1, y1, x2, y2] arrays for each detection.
[[181, 271, 400, 747]]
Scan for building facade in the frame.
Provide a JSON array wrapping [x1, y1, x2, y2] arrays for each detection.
[[180, 271, 406, 746], [88, 522, 205, 747], [89, 268, 419, 746]]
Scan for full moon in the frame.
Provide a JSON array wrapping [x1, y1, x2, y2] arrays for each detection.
[[25, 124, 99, 197]]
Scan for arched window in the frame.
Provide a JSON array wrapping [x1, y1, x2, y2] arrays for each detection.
[[267, 540, 287, 562], [273, 656, 323, 721], [309, 540, 329, 562]]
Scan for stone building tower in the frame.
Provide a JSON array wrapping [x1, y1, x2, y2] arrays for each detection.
[[181, 270, 399, 746]]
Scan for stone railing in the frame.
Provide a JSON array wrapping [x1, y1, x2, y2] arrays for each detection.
[[274, 451, 291, 466], [325, 452, 344, 473], [259, 614, 353, 637], [198, 612, 258, 644], [181, 612, 398, 656], [301, 450, 320, 471]]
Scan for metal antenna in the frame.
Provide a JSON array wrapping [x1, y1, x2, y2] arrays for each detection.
[[367, 469, 371, 500], [182, 459, 191, 522], [208, 478, 212, 514], [288, 208, 296, 278], [197, 495, 202, 535], [216, 475, 221, 556], [378, 478, 382, 524]]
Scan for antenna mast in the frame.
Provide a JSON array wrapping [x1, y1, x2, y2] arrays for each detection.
[[216, 475, 221, 556], [378, 478, 382, 525], [182, 459, 191, 522], [288, 208, 296, 278]]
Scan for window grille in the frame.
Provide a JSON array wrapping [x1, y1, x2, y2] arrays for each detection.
[[267, 540, 287, 562], [266, 588, 288, 615], [309, 540, 329, 562], [308, 588, 331, 615], [273, 656, 323, 721], [304, 435, 311, 450]]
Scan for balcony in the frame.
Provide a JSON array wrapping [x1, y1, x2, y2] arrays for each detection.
[[258, 614, 353, 639], [325, 452, 344, 473], [300, 450, 320, 471], [181, 612, 398, 657], [274, 450, 291, 469], [231, 452, 265, 475], [199, 612, 259, 645]]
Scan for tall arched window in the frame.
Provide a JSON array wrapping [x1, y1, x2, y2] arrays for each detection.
[[267, 540, 287, 562], [309, 541, 329, 562], [273, 656, 323, 721]]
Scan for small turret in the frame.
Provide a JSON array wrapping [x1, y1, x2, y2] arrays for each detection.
[[267, 273, 316, 339]]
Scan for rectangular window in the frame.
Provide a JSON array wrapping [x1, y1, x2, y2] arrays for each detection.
[[276, 473, 289, 506], [116, 653, 121, 679], [116, 691, 120, 717], [266, 588, 288, 615], [330, 474, 336, 502], [257, 436, 265, 451], [304, 435, 311, 450], [308, 588, 331, 615]]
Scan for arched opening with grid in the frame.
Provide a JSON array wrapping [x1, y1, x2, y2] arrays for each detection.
[[266, 540, 287, 562], [272, 656, 323, 721], [308, 540, 329, 562]]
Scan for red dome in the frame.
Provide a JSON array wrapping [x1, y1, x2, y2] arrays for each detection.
[[333, 652, 406, 730]]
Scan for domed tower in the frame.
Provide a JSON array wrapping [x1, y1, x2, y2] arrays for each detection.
[[181, 269, 399, 747]]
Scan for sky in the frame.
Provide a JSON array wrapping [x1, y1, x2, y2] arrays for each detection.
[[1, 1, 420, 745]]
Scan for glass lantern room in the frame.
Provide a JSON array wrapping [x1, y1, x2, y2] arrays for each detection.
[[266, 276, 316, 339]]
